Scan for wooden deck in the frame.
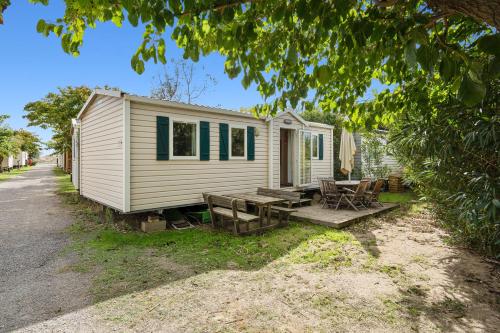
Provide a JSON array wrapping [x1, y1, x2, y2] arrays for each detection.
[[290, 203, 399, 229]]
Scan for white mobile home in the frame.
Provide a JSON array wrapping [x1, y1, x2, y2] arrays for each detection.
[[74, 90, 334, 213], [71, 119, 80, 189], [1, 155, 14, 170], [16, 151, 28, 167]]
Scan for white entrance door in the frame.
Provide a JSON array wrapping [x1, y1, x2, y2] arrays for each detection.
[[298, 130, 312, 186]]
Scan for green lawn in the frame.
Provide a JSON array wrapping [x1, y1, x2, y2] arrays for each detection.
[[54, 167, 357, 302], [55, 167, 416, 303], [0, 166, 31, 182], [68, 219, 356, 302], [379, 191, 417, 203], [53, 167, 78, 194]]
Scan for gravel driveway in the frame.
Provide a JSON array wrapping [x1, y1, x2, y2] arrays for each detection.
[[0, 164, 90, 332]]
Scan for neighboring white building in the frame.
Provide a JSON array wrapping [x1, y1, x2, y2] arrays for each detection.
[[73, 89, 335, 213], [71, 119, 80, 189], [15, 151, 28, 167], [359, 131, 403, 177], [1, 155, 14, 170]]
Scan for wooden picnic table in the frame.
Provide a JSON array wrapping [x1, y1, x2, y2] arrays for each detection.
[[335, 180, 360, 188], [230, 193, 287, 227]]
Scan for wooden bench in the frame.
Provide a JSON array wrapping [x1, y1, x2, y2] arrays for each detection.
[[203, 193, 260, 235], [256, 188, 303, 225], [257, 188, 311, 208]]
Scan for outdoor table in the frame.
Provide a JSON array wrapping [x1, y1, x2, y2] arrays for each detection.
[[335, 180, 360, 188], [230, 193, 287, 227]]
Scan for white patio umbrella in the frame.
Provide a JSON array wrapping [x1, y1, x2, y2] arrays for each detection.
[[339, 128, 357, 181]]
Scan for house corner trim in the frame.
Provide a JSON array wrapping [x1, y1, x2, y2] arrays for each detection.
[[123, 98, 131, 213]]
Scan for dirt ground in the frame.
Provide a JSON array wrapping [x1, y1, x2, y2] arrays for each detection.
[[18, 206, 499, 333]]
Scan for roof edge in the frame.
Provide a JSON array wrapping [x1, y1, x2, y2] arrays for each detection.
[[124, 94, 260, 120], [76, 89, 123, 119]]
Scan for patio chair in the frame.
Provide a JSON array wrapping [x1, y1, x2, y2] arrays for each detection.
[[322, 179, 343, 209], [361, 177, 372, 191], [364, 178, 385, 207], [338, 179, 370, 211], [318, 177, 334, 207]]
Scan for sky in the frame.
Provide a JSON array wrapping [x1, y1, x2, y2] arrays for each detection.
[[0, 1, 266, 154], [0, 1, 383, 155]]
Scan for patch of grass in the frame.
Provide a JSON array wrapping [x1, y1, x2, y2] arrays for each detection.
[[86, 222, 342, 271], [53, 167, 78, 195], [406, 284, 428, 297], [0, 166, 31, 182], [67, 219, 350, 302], [382, 299, 402, 323], [411, 255, 429, 265], [432, 297, 466, 318], [379, 192, 417, 203], [378, 264, 405, 278], [285, 230, 357, 268]]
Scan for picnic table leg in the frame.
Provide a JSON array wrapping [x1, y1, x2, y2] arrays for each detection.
[[267, 203, 272, 225], [258, 205, 264, 228]]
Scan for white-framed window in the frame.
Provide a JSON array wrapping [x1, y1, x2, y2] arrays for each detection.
[[229, 124, 246, 159], [169, 118, 199, 160], [312, 133, 319, 159]]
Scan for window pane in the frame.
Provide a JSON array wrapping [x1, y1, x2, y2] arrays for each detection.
[[231, 128, 245, 157], [312, 135, 318, 157], [173, 122, 197, 156]]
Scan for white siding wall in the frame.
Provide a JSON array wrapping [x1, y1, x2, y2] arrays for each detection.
[[16, 152, 27, 166], [129, 102, 268, 211], [80, 96, 124, 211], [1, 155, 14, 168], [382, 154, 403, 175], [310, 125, 333, 184]]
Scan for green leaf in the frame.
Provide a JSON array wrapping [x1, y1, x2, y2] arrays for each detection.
[[450, 75, 461, 94], [439, 56, 457, 82], [131, 54, 145, 74], [458, 73, 486, 106], [128, 13, 138, 27], [404, 40, 417, 67], [222, 7, 235, 22], [36, 19, 46, 33], [157, 39, 166, 64], [488, 56, 500, 78], [316, 65, 331, 85], [416, 45, 438, 73], [477, 33, 500, 56], [53, 25, 63, 37], [111, 13, 123, 27]]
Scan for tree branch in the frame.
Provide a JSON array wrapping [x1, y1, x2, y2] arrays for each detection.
[[180, 0, 257, 17]]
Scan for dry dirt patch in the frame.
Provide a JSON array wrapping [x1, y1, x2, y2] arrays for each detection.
[[20, 208, 500, 333]]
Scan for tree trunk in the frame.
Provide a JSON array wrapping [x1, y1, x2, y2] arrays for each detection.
[[427, 0, 500, 29]]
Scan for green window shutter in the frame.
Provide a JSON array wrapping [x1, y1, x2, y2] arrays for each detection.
[[200, 121, 210, 161], [156, 116, 169, 160], [318, 134, 324, 160], [247, 126, 255, 161], [219, 123, 228, 160]]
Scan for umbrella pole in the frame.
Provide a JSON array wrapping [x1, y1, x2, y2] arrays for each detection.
[[348, 172, 351, 181]]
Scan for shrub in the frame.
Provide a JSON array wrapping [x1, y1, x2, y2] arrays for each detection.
[[390, 79, 499, 257]]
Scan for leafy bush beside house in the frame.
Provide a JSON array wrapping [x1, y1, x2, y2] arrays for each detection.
[[390, 79, 500, 258]]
